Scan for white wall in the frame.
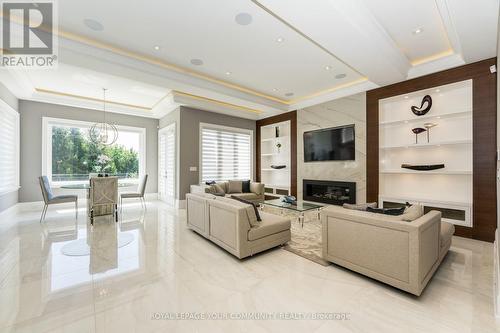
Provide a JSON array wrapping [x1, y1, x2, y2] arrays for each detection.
[[297, 93, 367, 203]]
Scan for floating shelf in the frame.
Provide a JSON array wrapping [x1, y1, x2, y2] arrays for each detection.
[[261, 153, 278, 156], [380, 109, 472, 126], [380, 139, 472, 150], [380, 169, 472, 175], [261, 168, 290, 172]]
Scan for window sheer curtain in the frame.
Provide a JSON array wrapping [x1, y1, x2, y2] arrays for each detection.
[[201, 126, 252, 182], [0, 102, 19, 194]]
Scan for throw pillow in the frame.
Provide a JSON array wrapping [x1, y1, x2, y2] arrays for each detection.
[[343, 202, 377, 211], [228, 180, 243, 194], [213, 183, 225, 195], [205, 185, 217, 194], [205, 180, 216, 185], [366, 207, 385, 214], [230, 195, 262, 222], [366, 206, 406, 216], [401, 204, 424, 222], [242, 180, 251, 193]]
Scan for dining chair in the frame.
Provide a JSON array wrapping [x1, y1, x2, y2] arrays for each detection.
[[120, 174, 148, 209], [89, 176, 118, 225], [38, 176, 78, 223]]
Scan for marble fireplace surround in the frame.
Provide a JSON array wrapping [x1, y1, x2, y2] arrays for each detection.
[[297, 93, 367, 204]]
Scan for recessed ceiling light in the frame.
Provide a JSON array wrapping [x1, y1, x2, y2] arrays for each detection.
[[435, 89, 440, 92], [404, 120, 409, 124], [272, 88, 278, 92], [154, 45, 160, 51], [225, 71, 232, 75], [335, 73, 346, 79], [285, 92, 294, 97], [325, 65, 332, 71], [83, 19, 104, 31], [404, 96, 409, 99], [235, 13, 253, 25], [190, 58, 204, 66], [412, 27, 423, 35], [276, 37, 284, 43]]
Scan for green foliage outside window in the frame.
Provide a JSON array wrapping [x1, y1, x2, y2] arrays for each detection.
[[51, 127, 139, 181]]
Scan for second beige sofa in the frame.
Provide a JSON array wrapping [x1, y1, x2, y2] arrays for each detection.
[[186, 193, 291, 259], [321, 205, 454, 296]]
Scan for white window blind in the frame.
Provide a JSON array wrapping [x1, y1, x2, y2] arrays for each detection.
[[0, 102, 19, 194], [201, 125, 252, 182]]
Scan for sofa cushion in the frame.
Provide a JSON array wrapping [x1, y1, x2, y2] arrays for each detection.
[[343, 202, 377, 211], [248, 212, 291, 241], [228, 180, 243, 193], [212, 183, 226, 195], [230, 195, 261, 221], [250, 182, 264, 195], [242, 180, 251, 193], [401, 204, 424, 222], [440, 222, 454, 248], [191, 192, 217, 200]]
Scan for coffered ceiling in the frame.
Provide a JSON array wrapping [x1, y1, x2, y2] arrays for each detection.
[[0, 0, 497, 119]]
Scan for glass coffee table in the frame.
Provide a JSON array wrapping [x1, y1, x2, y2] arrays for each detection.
[[261, 199, 324, 227]]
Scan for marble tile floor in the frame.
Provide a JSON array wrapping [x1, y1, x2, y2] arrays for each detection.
[[0, 200, 499, 333]]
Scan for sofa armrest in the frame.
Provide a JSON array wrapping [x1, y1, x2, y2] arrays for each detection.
[[411, 210, 441, 285], [250, 182, 265, 195]]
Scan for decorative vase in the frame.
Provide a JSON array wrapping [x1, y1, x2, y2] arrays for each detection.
[[411, 95, 432, 116], [423, 123, 437, 143], [411, 127, 427, 144]]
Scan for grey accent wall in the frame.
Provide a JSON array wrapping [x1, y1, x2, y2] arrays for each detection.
[[19, 100, 159, 202], [0, 83, 19, 212], [178, 106, 256, 200]]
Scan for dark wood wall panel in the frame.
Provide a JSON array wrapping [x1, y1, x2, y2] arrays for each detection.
[[256, 111, 297, 196], [366, 58, 497, 242]]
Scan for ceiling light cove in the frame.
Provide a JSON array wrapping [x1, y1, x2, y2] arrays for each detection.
[[190, 59, 204, 66], [276, 37, 284, 43], [235, 13, 253, 25], [83, 19, 104, 31]]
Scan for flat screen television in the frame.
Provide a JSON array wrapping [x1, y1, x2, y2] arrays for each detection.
[[303, 125, 355, 162]]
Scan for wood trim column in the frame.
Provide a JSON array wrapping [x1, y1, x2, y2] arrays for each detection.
[[366, 58, 497, 242], [256, 110, 297, 196]]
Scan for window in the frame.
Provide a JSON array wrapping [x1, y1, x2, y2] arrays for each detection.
[[200, 123, 252, 182], [43, 117, 146, 185], [0, 101, 20, 194]]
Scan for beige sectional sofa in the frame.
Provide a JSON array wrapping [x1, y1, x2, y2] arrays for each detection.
[[186, 192, 290, 259], [190, 181, 265, 203], [321, 205, 454, 296]]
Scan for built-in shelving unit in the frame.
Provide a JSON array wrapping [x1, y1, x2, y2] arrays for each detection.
[[378, 80, 473, 227], [260, 120, 291, 198]]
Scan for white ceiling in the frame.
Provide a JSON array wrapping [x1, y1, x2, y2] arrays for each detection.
[[0, 0, 498, 119]]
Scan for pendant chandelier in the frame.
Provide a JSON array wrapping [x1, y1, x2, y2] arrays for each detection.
[[89, 88, 118, 146]]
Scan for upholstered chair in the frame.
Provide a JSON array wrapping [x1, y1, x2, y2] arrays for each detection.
[[120, 174, 148, 209], [38, 176, 78, 223], [89, 176, 118, 224]]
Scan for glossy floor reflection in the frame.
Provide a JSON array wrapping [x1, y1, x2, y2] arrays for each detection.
[[0, 200, 499, 333]]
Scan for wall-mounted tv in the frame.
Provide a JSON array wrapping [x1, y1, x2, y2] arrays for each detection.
[[303, 125, 355, 162]]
